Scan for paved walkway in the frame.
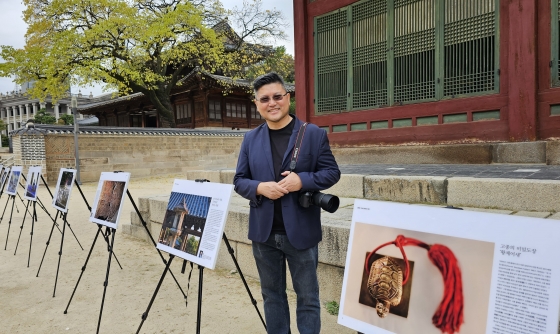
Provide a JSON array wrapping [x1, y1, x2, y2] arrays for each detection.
[[339, 163, 560, 180]]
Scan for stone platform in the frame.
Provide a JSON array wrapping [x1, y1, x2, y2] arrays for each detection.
[[123, 167, 560, 303]]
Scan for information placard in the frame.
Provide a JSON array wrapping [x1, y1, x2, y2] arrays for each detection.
[[339, 199, 560, 334], [5, 166, 22, 196], [156, 179, 233, 270], [24, 166, 42, 201]]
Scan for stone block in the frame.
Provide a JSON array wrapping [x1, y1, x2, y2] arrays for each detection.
[[148, 195, 171, 224], [121, 224, 151, 243], [492, 142, 546, 164], [224, 210, 250, 244], [364, 176, 448, 204], [130, 211, 150, 227], [461, 207, 514, 215], [235, 242, 259, 280], [319, 222, 351, 268], [220, 169, 236, 185], [547, 212, 560, 220], [546, 141, 560, 165], [512, 211, 552, 219], [317, 263, 345, 303], [447, 177, 560, 212], [215, 239, 237, 272], [324, 174, 365, 199], [186, 170, 221, 182], [332, 144, 492, 165]]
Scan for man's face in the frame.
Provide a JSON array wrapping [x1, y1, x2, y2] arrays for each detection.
[[254, 83, 291, 128]]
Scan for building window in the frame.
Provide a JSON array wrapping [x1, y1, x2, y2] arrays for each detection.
[[314, 0, 499, 113], [176, 102, 192, 124], [552, 0, 560, 87], [251, 105, 262, 119], [208, 99, 222, 121], [131, 115, 142, 127], [226, 101, 247, 118]]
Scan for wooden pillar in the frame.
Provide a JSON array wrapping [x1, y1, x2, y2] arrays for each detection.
[[293, 0, 310, 122], [507, 0, 538, 140]]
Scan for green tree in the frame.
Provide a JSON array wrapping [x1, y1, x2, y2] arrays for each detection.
[[34, 109, 56, 124], [245, 46, 295, 83], [59, 114, 74, 126], [185, 235, 199, 255], [0, 0, 286, 127]]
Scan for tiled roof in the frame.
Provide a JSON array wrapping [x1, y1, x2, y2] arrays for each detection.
[[76, 68, 295, 112], [10, 124, 247, 137]]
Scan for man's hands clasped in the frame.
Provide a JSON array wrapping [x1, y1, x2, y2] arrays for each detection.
[[256, 171, 302, 200]]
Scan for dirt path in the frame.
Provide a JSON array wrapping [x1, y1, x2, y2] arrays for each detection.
[[0, 175, 354, 333]]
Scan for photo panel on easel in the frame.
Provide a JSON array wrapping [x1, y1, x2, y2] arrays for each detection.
[[24, 166, 42, 201], [0, 167, 10, 192], [89, 172, 131, 229], [156, 179, 233, 269], [5, 166, 23, 196], [52, 168, 77, 213]]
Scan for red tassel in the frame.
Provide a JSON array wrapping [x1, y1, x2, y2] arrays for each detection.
[[428, 244, 464, 334]]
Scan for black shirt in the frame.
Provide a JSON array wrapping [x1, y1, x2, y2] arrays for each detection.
[[268, 117, 295, 234]]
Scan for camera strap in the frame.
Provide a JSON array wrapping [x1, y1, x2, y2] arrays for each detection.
[[289, 122, 308, 172]]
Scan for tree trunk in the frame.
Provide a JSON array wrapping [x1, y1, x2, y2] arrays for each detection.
[[148, 90, 176, 128]]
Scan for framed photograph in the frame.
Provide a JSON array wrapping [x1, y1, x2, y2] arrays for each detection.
[[52, 168, 77, 212], [156, 179, 233, 269], [24, 166, 42, 201], [89, 172, 131, 229], [0, 167, 10, 193], [5, 166, 23, 196], [339, 200, 560, 334]]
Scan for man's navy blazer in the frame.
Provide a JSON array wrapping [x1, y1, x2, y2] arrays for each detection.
[[233, 116, 341, 250]]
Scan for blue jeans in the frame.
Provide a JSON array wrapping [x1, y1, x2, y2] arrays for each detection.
[[252, 233, 321, 334]]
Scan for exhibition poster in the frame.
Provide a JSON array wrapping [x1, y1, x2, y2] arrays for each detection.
[[0, 167, 10, 192], [24, 166, 42, 201], [156, 179, 233, 270], [339, 199, 560, 334], [52, 168, 77, 212], [89, 172, 131, 229], [5, 166, 23, 196]]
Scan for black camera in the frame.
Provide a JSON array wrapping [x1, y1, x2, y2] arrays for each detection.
[[298, 191, 340, 213]]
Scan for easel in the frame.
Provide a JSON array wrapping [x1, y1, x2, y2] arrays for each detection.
[[135, 179, 266, 334], [13, 173, 83, 269], [3, 170, 23, 251], [34, 175, 93, 297], [64, 172, 187, 334]]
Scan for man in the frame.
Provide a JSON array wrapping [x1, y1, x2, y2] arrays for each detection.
[[233, 72, 340, 334]]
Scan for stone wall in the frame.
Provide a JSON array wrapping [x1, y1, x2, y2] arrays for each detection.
[[43, 134, 244, 183], [12, 134, 48, 179]]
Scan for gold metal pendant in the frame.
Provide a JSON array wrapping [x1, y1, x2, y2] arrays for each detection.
[[367, 256, 403, 318]]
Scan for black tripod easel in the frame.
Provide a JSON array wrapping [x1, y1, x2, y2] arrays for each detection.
[[13, 173, 83, 268], [13, 196, 37, 268], [135, 179, 266, 334], [63, 173, 187, 334]]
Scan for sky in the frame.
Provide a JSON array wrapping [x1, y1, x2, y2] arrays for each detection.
[[0, 0, 294, 96]]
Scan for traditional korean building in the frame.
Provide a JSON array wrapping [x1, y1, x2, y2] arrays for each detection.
[[293, 0, 560, 146], [77, 68, 295, 129]]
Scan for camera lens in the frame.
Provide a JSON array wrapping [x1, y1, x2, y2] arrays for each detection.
[[311, 192, 340, 213]]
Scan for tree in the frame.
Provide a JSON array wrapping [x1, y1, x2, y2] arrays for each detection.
[[59, 114, 74, 125], [0, 0, 286, 127], [245, 46, 295, 83], [34, 109, 56, 124]]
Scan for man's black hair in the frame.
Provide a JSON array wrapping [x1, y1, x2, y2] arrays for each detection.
[[252, 72, 287, 94]]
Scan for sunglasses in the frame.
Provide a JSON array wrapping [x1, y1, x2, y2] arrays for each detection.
[[255, 92, 288, 104]]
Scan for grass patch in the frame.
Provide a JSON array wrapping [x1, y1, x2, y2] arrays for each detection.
[[325, 301, 339, 315]]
